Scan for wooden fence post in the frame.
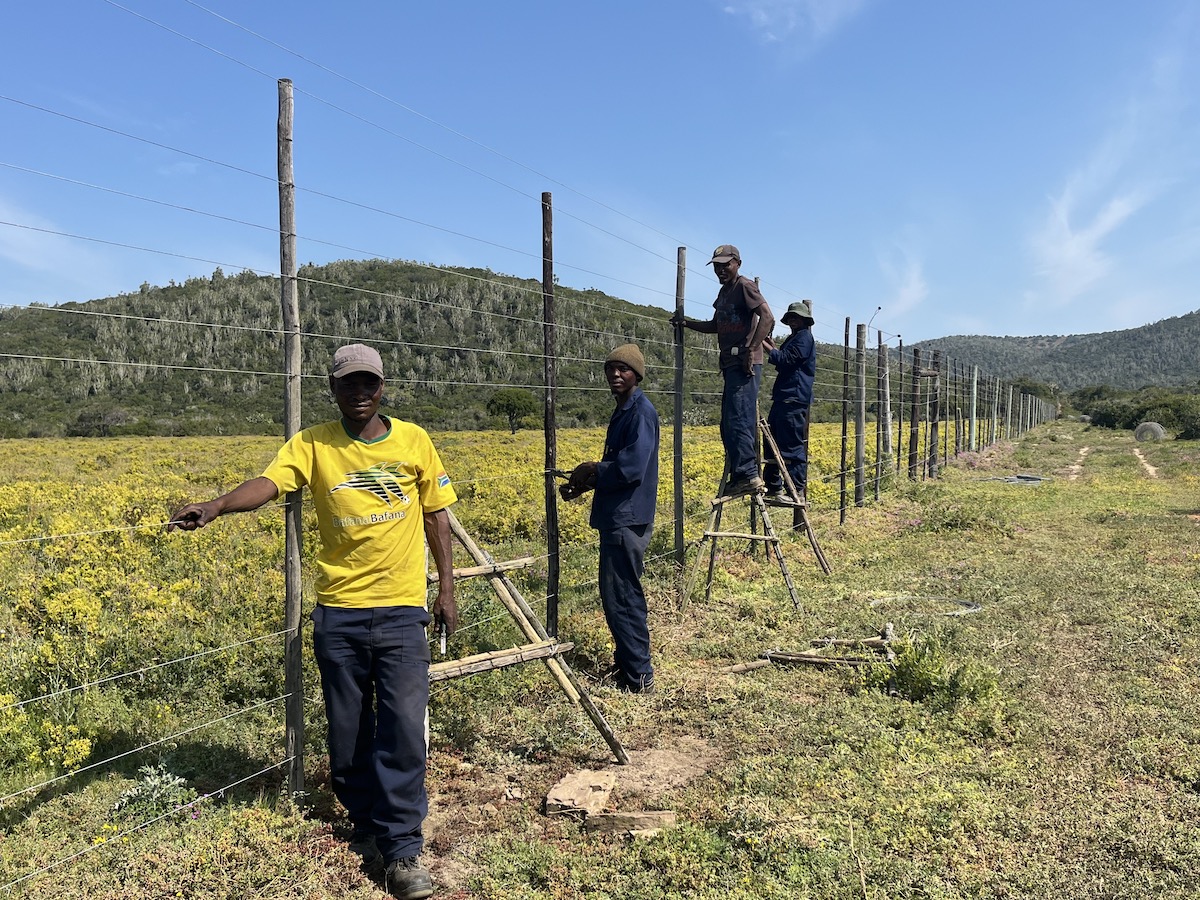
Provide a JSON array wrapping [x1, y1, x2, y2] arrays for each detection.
[[840, 318, 850, 523], [907, 347, 921, 480], [277, 78, 304, 799], [541, 192, 559, 637], [895, 338, 904, 473], [875, 330, 885, 500], [673, 248, 686, 567], [855, 324, 866, 506], [928, 350, 941, 478], [1005, 383, 1014, 440], [953, 360, 962, 455], [969, 365, 979, 452]]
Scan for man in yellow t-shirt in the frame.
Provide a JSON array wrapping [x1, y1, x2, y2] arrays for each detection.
[[169, 344, 455, 900]]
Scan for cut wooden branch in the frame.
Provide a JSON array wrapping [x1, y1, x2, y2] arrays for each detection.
[[811, 636, 891, 649], [427, 556, 536, 583], [723, 624, 896, 675], [717, 659, 772, 674], [429, 641, 574, 682], [765, 650, 878, 667], [811, 623, 895, 652]]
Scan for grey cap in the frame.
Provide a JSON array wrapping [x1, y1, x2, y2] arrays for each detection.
[[330, 343, 384, 379]]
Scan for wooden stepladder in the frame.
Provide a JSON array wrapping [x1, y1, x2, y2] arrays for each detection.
[[758, 417, 831, 576], [684, 419, 830, 609], [432, 509, 629, 765]]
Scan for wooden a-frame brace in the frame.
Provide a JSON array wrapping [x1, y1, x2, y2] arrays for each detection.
[[684, 420, 830, 609], [428, 509, 629, 765]]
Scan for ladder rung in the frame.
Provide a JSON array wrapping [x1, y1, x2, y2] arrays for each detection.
[[705, 531, 780, 541]]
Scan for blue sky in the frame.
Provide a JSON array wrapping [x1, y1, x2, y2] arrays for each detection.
[[2, 0, 1198, 346]]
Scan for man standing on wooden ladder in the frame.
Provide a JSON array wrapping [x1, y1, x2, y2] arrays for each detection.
[[168, 343, 456, 900], [672, 244, 775, 495], [763, 299, 817, 502], [563, 344, 660, 694]]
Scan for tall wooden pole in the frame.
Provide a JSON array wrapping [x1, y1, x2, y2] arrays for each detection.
[[928, 350, 941, 479], [907, 348, 921, 480], [953, 361, 962, 455], [964, 364, 974, 451], [854, 324, 866, 506], [936, 362, 945, 468], [541, 193, 559, 638], [874, 331, 884, 500], [839, 318, 850, 524], [673, 248, 686, 567], [1005, 383, 1014, 440], [895, 338, 904, 473], [277, 78, 304, 798]]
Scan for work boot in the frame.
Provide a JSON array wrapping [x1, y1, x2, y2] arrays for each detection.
[[385, 857, 434, 900], [726, 475, 764, 496], [348, 831, 383, 873], [619, 673, 655, 694]]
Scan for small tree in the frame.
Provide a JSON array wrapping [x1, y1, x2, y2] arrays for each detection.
[[488, 388, 539, 434]]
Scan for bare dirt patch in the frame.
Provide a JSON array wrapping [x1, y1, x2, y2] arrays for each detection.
[[1132, 448, 1159, 478], [599, 735, 719, 799], [1066, 446, 1091, 481]]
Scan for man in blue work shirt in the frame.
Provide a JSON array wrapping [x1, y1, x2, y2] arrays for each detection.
[[763, 300, 817, 501], [565, 344, 660, 693]]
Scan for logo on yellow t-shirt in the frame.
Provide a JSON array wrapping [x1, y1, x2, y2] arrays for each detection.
[[329, 462, 412, 506]]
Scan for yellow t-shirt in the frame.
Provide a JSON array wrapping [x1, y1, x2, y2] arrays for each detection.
[[261, 416, 457, 608]]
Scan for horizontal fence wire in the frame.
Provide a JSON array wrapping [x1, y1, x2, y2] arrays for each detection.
[[0, 8, 1057, 896], [0, 694, 288, 808], [0, 756, 293, 893]]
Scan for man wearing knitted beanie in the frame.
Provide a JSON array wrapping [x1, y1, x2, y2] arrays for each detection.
[[564, 343, 660, 693]]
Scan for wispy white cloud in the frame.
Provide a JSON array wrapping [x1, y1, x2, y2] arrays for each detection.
[[0, 197, 114, 305], [877, 237, 927, 318], [1027, 23, 1192, 311], [720, 0, 869, 45], [0, 200, 78, 273], [155, 161, 201, 178], [1031, 184, 1150, 305]]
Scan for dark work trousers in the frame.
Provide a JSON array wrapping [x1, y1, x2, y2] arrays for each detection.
[[764, 399, 810, 493], [720, 363, 763, 482], [311, 604, 430, 863], [598, 523, 654, 689]]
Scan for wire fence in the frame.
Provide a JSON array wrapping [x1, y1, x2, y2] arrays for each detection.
[[0, 13, 1056, 892]]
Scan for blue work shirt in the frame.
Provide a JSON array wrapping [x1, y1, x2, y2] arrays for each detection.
[[768, 327, 815, 406], [590, 387, 660, 529]]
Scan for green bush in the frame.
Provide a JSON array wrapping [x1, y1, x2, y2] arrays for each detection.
[[111, 763, 198, 820]]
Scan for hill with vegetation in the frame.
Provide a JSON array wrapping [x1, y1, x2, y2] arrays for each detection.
[[915, 309, 1200, 392], [0, 260, 853, 438], [3, 257, 1195, 438]]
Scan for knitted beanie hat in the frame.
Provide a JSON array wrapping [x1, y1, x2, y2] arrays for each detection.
[[604, 343, 646, 381]]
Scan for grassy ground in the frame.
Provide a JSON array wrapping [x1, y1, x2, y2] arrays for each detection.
[[3, 421, 1199, 898]]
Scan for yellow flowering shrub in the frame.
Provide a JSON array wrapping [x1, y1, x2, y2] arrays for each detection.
[[0, 422, 902, 776]]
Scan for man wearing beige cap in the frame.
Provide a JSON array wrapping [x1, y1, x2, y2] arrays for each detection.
[[672, 245, 774, 495], [168, 343, 456, 900], [763, 300, 816, 501]]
